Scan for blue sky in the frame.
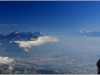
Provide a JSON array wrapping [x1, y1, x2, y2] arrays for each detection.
[[0, 1, 100, 33]]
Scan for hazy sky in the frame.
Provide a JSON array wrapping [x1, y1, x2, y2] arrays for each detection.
[[0, 1, 100, 33]]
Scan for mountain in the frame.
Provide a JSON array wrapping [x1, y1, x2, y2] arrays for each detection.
[[73, 29, 100, 37], [0, 31, 43, 42], [0, 31, 43, 57]]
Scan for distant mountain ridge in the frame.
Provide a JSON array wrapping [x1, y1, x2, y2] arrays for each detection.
[[72, 29, 100, 37], [0, 31, 43, 43], [0, 31, 43, 57]]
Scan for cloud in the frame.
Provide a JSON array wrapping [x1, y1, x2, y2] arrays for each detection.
[[0, 57, 14, 65], [0, 57, 14, 73], [80, 29, 90, 33], [80, 30, 83, 33], [0, 43, 1, 45], [8, 65, 14, 73], [9, 66, 13, 70], [14, 36, 58, 51]]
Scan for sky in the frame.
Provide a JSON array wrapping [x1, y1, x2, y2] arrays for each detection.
[[0, 1, 100, 33]]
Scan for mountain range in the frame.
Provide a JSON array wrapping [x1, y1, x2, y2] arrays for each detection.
[[0, 31, 43, 42], [72, 29, 100, 37], [0, 31, 43, 57]]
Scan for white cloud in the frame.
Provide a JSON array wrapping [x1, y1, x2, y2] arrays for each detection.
[[80, 30, 83, 33], [9, 66, 13, 70], [0, 57, 14, 65], [8, 65, 14, 73], [14, 36, 58, 51], [80, 29, 90, 33], [0, 57, 14, 73]]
